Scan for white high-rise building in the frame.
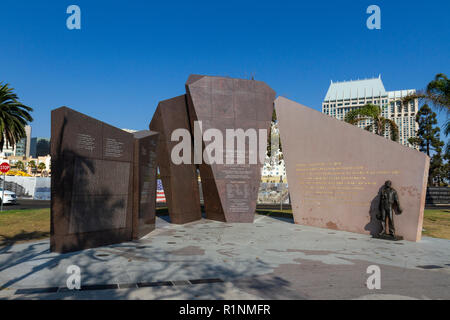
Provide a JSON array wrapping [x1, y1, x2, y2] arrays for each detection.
[[15, 125, 32, 157], [322, 76, 419, 148]]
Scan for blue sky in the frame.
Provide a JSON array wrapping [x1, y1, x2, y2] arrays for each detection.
[[1, 0, 449, 140]]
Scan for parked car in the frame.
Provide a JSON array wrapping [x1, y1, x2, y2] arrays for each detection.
[[0, 189, 17, 204]]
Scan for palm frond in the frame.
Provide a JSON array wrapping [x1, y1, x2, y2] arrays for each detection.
[[344, 104, 381, 124], [381, 118, 399, 142], [0, 82, 33, 151], [444, 118, 450, 137], [364, 124, 374, 132], [402, 73, 450, 113]]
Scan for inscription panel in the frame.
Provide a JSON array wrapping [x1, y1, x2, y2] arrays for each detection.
[[51, 107, 135, 253], [77, 133, 96, 153], [149, 95, 202, 224], [276, 97, 429, 241], [186, 75, 275, 222], [132, 130, 159, 239], [104, 138, 125, 158], [296, 161, 401, 209]]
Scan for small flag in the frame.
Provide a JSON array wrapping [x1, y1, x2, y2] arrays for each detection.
[[156, 179, 166, 203]]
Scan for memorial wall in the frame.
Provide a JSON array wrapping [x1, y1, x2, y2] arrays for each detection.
[[185, 75, 276, 222], [50, 76, 431, 252], [150, 95, 202, 224], [275, 97, 429, 241], [132, 130, 159, 239], [51, 107, 158, 253]]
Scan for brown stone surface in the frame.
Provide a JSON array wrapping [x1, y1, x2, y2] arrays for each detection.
[[149, 95, 202, 224], [132, 130, 159, 239], [51, 107, 158, 253], [185, 75, 275, 222], [275, 97, 429, 241]]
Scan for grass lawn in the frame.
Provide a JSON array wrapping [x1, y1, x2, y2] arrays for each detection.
[[0, 208, 50, 246], [256, 208, 450, 240], [422, 209, 450, 240], [0, 207, 449, 245]]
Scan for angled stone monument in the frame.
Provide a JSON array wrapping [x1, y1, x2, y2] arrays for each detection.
[[275, 97, 429, 241], [132, 130, 159, 239], [185, 75, 276, 222], [149, 95, 202, 224], [51, 107, 158, 253]]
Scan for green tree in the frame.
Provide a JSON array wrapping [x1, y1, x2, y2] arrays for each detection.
[[430, 152, 447, 186], [442, 125, 450, 184], [403, 73, 450, 163], [38, 162, 46, 171], [408, 104, 446, 185], [0, 83, 33, 151], [344, 103, 399, 141], [443, 145, 450, 184], [408, 105, 443, 155], [16, 160, 25, 171], [444, 118, 450, 155], [28, 160, 36, 172]]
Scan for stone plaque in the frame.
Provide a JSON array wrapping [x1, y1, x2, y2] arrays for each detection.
[[132, 130, 159, 239], [185, 75, 275, 222], [275, 97, 430, 241], [69, 158, 130, 234], [51, 107, 158, 253], [149, 95, 202, 224]]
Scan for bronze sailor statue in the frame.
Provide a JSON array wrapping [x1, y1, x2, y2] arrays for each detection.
[[376, 180, 403, 240]]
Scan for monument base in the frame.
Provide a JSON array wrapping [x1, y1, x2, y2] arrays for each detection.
[[373, 233, 404, 241]]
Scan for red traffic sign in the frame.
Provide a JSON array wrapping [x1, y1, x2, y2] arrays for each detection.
[[0, 162, 10, 173]]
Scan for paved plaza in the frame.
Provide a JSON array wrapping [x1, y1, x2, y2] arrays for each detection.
[[1, 214, 449, 300]]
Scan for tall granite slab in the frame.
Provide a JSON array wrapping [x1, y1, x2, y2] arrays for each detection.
[[51, 107, 158, 253], [185, 75, 276, 222], [275, 97, 430, 241], [132, 130, 159, 239], [149, 95, 202, 224]]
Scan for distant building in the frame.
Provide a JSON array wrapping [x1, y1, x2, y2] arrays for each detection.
[[0, 125, 32, 158], [0, 142, 15, 158], [37, 155, 51, 174], [322, 76, 419, 148], [14, 125, 32, 157], [3, 154, 52, 176], [30, 137, 50, 157]]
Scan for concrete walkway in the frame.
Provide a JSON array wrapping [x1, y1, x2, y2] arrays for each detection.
[[0, 214, 449, 299]]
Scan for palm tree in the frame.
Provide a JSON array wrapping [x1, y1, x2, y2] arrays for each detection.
[[28, 160, 36, 172], [402, 73, 450, 113], [344, 103, 399, 142], [0, 83, 33, 151], [16, 160, 25, 171], [38, 162, 46, 172], [444, 118, 450, 155]]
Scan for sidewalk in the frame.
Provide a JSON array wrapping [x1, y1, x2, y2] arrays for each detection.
[[1, 214, 449, 300]]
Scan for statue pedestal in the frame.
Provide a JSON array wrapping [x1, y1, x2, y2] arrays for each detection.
[[373, 233, 404, 241]]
